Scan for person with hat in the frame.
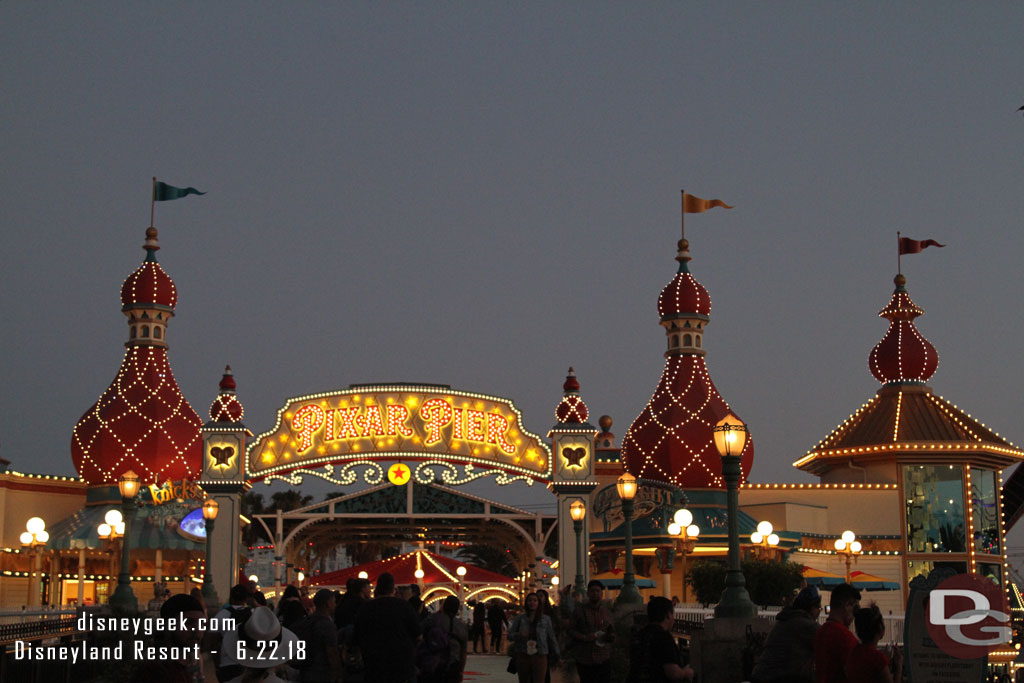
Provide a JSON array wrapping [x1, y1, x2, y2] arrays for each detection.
[[222, 605, 301, 683], [750, 586, 822, 683]]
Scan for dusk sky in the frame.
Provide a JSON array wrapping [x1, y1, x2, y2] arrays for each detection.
[[3, 5, 1023, 537]]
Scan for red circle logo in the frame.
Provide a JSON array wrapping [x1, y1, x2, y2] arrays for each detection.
[[925, 573, 1010, 659]]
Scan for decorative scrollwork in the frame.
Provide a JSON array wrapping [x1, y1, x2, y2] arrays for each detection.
[[263, 461, 384, 487], [412, 461, 534, 487]]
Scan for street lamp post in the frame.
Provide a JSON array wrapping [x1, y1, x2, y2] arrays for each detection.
[[201, 498, 220, 609], [750, 521, 781, 561], [834, 531, 862, 582], [712, 414, 757, 618], [614, 472, 643, 607], [569, 500, 587, 599], [98, 510, 125, 602], [109, 470, 140, 613], [20, 518, 49, 607], [668, 508, 700, 603], [456, 565, 467, 608]]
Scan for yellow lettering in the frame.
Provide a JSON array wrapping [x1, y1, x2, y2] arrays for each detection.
[[452, 407, 465, 440], [487, 413, 516, 455], [420, 398, 452, 445], [363, 404, 385, 437], [387, 405, 413, 437], [324, 408, 336, 441], [337, 407, 361, 438], [292, 405, 325, 453], [466, 410, 485, 441]]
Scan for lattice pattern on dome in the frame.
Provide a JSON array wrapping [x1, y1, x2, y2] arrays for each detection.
[[658, 269, 711, 318], [121, 261, 177, 309], [621, 354, 753, 488], [211, 394, 244, 423], [71, 346, 203, 484]]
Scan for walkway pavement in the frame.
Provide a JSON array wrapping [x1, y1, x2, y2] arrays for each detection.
[[463, 653, 516, 681], [463, 653, 574, 682]]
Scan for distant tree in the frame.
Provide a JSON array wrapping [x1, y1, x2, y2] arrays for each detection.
[[241, 492, 268, 544], [457, 544, 520, 578], [687, 558, 804, 608], [269, 490, 313, 511], [742, 559, 804, 608], [687, 559, 727, 606]]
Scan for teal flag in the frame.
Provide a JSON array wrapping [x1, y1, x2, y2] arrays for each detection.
[[154, 181, 206, 201]]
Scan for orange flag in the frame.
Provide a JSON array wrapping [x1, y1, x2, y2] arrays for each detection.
[[683, 193, 733, 213]]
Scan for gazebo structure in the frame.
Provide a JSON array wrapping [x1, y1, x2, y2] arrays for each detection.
[[310, 549, 520, 606]]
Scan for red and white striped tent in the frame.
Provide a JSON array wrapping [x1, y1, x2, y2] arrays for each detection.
[[310, 549, 520, 606]]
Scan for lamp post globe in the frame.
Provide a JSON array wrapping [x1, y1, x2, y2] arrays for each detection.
[[614, 473, 643, 607], [712, 414, 757, 618], [201, 498, 220, 609], [569, 500, 587, 598]]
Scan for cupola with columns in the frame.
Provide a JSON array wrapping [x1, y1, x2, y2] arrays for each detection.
[[621, 234, 754, 489], [71, 228, 203, 486]]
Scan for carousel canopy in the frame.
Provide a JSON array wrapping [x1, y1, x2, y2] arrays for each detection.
[[310, 549, 517, 589]]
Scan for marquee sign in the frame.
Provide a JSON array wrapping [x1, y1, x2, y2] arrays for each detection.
[[247, 384, 552, 486]]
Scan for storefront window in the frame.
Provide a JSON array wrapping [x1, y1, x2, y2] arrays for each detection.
[[969, 468, 1001, 555], [906, 559, 967, 585], [977, 562, 1002, 588], [904, 465, 966, 553]]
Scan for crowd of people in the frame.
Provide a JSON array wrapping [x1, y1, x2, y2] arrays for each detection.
[[126, 574, 907, 683], [750, 583, 903, 683]]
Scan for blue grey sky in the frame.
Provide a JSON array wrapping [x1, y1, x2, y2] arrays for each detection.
[[2, 4, 1023, 522]]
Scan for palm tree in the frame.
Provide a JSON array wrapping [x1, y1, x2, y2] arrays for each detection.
[[456, 544, 519, 578]]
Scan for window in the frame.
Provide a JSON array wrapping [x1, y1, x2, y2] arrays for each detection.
[[141, 326, 149, 337], [970, 468, 1000, 555], [904, 465, 966, 553], [683, 334, 692, 346], [154, 327, 162, 339]]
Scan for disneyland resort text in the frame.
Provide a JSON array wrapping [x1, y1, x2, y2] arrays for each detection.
[[13, 613, 235, 662]]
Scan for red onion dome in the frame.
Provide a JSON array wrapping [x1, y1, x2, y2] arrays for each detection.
[[555, 367, 589, 424], [657, 240, 711, 318], [869, 274, 939, 384], [621, 354, 753, 488], [71, 346, 203, 484], [120, 227, 177, 309], [210, 366, 245, 422]]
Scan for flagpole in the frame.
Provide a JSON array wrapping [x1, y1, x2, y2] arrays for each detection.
[[680, 189, 685, 242], [150, 177, 157, 228], [897, 230, 901, 275]]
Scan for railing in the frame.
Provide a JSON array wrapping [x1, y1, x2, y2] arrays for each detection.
[[0, 607, 78, 626], [672, 604, 904, 644]]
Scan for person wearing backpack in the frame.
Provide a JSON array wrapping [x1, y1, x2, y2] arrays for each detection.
[[207, 584, 253, 683], [290, 588, 342, 683], [417, 596, 468, 683]]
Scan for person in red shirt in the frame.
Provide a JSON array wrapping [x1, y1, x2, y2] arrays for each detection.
[[846, 603, 902, 683], [813, 582, 861, 683]]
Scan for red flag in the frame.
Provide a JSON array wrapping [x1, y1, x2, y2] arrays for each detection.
[[683, 193, 733, 213], [899, 237, 945, 255]]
